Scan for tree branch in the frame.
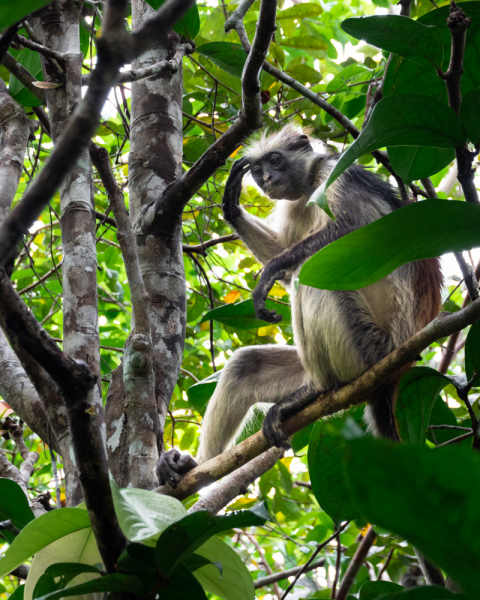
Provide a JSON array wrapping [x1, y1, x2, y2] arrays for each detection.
[[140, 0, 277, 232], [158, 297, 480, 499], [440, 2, 478, 204], [0, 0, 194, 267], [336, 526, 377, 600], [2, 53, 46, 104], [254, 559, 326, 589], [188, 447, 283, 515], [0, 267, 126, 571]]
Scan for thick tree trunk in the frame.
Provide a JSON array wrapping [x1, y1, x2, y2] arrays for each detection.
[[105, 0, 185, 487], [32, 1, 102, 506]]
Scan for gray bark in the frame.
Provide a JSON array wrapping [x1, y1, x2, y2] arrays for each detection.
[[32, 1, 101, 506], [106, 0, 186, 479]]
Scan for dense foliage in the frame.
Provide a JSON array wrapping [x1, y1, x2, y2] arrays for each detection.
[[0, 0, 480, 599]]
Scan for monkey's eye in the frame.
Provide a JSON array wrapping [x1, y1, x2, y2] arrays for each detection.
[[252, 166, 262, 177], [270, 155, 281, 167]]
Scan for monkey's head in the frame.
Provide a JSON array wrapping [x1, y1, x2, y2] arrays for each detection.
[[244, 126, 317, 201]]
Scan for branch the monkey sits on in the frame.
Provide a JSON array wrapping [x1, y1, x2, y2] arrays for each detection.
[[156, 126, 443, 488]]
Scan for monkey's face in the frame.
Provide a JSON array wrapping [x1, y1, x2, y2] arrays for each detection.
[[250, 150, 309, 201]]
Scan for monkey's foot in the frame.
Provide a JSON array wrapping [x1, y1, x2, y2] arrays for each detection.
[[156, 449, 198, 489], [262, 405, 291, 451]]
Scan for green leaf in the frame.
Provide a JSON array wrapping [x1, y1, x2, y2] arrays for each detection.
[[45, 563, 101, 578], [310, 95, 466, 210], [387, 146, 455, 184], [384, 3, 480, 102], [465, 319, 480, 386], [110, 479, 187, 542], [0, 0, 53, 32], [396, 367, 452, 444], [342, 16, 443, 69], [34, 574, 143, 600], [326, 64, 372, 93], [269, 42, 285, 67], [160, 564, 208, 599], [460, 87, 480, 145], [194, 537, 255, 600], [299, 200, 480, 291], [9, 48, 44, 108], [281, 36, 328, 51], [0, 508, 91, 579], [8, 586, 24, 600], [359, 580, 403, 599], [284, 64, 322, 85], [196, 43, 247, 78], [345, 438, 480, 599], [184, 553, 222, 577], [24, 528, 103, 600], [0, 478, 34, 530], [426, 396, 458, 445], [308, 408, 365, 525], [277, 3, 323, 19], [201, 298, 291, 329], [375, 587, 464, 599], [143, 0, 199, 39], [291, 422, 315, 452], [187, 371, 221, 416], [155, 505, 269, 576]]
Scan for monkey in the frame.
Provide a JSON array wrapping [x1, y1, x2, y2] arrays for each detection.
[[156, 125, 443, 488]]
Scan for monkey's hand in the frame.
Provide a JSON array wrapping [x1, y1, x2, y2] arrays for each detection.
[[222, 157, 251, 224], [263, 404, 291, 450], [253, 265, 286, 324], [156, 449, 197, 489]]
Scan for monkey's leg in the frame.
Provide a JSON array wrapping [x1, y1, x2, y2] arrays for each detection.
[[262, 383, 321, 449], [196, 344, 306, 463]]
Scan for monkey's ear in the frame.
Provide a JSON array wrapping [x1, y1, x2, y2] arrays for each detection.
[[286, 135, 313, 153]]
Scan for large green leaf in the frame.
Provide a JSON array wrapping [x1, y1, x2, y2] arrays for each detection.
[[0, 0, 53, 32], [155, 504, 269, 576], [345, 438, 480, 599], [342, 16, 443, 69], [396, 367, 452, 444], [307, 408, 365, 525], [9, 48, 44, 108], [387, 146, 454, 184], [277, 3, 323, 19], [465, 319, 480, 386], [33, 574, 144, 600], [196, 43, 247, 79], [24, 528, 102, 600], [0, 479, 34, 530], [377, 588, 464, 599], [310, 95, 466, 209], [187, 371, 221, 416], [384, 3, 480, 102], [358, 580, 403, 599], [281, 36, 328, 51], [459, 88, 480, 145], [194, 537, 255, 600], [375, 588, 464, 599], [299, 200, 480, 291], [201, 298, 290, 329], [0, 509, 91, 579], [159, 564, 208, 599], [144, 0, 199, 39], [111, 479, 187, 542]]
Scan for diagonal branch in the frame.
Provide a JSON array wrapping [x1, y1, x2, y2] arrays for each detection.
[[158, 296, 480, 500]]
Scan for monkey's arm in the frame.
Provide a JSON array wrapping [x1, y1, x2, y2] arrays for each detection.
[[253, 216, 354, 323], [223, 158, 287, 264]]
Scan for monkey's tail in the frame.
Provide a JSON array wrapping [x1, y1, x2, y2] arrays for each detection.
[[364, 380, 401, 442]]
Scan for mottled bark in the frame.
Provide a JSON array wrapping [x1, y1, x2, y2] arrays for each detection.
[[0, 80, 75, 484], [91, 144, 159, 488], [31, 1, 101, 505], [106, 0, 186, 464]]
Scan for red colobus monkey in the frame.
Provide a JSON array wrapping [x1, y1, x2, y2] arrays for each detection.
[[157, 126, 442, 488]]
